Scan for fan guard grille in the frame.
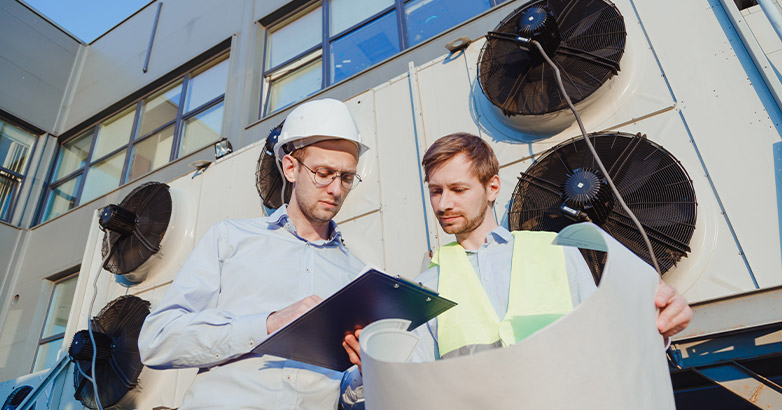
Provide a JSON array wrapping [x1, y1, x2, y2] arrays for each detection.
[[101, 182, 171, 275], [509, 132, 697, 276], [478, 0, 626, 116], [71, 295, 151, 410]]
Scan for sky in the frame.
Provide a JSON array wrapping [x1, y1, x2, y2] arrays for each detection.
[[22, 0, 151, 43]]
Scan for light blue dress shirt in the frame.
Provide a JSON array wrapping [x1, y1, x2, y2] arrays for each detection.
[[411, 226, 598, 361], [138, 206, 366, 410]]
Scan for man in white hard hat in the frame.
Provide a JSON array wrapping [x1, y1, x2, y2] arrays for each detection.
[[139, 98, 369, 410]]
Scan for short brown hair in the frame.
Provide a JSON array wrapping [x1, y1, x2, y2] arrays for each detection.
[[422, 133, 499, 184]]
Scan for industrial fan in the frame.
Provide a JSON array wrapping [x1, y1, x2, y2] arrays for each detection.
[[508, 132, 697, 278], [69, 295, 150, 410], [100, 182, 171, 282], [478, 0, 626, 116], [256, 121, 290, 209], [2, 385, 33, 410]]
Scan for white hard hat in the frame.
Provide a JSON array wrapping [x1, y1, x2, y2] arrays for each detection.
[[274, 98, 369, 160]]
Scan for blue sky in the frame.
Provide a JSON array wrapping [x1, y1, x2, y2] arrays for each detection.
[[22, 0, 151, 43]]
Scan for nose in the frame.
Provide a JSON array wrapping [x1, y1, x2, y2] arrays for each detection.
[[437, 190, 454, 213], [325, 176, 344, 197]]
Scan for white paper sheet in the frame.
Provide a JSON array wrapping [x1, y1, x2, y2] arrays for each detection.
[[360, 223, 675, 410]]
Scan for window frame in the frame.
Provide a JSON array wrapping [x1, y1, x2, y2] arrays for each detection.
[[32, 270, 79, 372], [38, 52, 230, 224], [0, 114, 42, 223], [260, 0, 505, 117]]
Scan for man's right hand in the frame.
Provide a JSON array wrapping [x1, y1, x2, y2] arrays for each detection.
[[266, 295, 323, 334]]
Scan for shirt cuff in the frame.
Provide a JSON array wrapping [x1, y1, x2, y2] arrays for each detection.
[[232, 312, 272, 352]]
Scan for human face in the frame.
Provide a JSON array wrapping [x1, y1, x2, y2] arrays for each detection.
[[285, 139, 359, 225], [427, 153, 499, 236]]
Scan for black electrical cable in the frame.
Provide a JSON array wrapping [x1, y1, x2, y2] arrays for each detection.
[[523, 37, 662, 275]]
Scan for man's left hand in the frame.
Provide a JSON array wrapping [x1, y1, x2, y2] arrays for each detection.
[[654, 280, 692, 338]]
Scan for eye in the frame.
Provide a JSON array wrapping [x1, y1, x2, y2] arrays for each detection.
[[342, 173, 355, 184], [429, 188, 442, 195], [315, 168, 336, 179]]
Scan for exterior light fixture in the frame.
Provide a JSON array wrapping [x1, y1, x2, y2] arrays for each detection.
[[214, 138, 233, 159]]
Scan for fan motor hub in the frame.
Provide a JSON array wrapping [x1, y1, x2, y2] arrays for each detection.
[[99, 204, 137, 236], [70, 329, 114, 362], [561, 169, 614, 225], [515, 5, 561, 57]]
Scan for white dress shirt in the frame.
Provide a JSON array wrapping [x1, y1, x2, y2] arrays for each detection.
[[138, 206, 366, 410]]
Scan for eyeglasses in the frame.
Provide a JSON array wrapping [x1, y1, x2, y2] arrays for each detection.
[[295, 158, 362, 190]]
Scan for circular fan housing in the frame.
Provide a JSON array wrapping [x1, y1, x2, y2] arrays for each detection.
[[256, 122, 290, 210], [2, 385, 34, 410], [508, 132, 697, 276], [70, 295, 151, 410], [478, 0, 626, 116], [101, 182, 171, 281]]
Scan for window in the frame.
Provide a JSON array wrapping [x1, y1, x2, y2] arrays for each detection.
[[261, 0, 503, 115], [40, 54, 230, 223], [0, 120, 37, 222], [33, 274, 78, 372]]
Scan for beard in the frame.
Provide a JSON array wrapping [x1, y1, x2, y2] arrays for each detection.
[[438, 200, 489, 236], [295, 191, 343, 225]]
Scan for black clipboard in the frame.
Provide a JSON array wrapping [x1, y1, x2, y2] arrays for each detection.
[[253, 269, 456, 371]]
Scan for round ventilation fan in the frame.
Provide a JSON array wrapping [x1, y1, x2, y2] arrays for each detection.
[[100, 182, 171, 279], [479, 0, 626, 116], [69, 295, 151, 410], [508, 132, 697, 275], [256, 121, 290, 209], [2, 385, 34, 410]]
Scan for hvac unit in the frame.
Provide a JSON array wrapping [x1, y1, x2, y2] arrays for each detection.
[[0, 371, 49, 410], [68, 295, 150, 409], [256, 122, 290, 211], [471, 0, 670, 139], [508, 132, 697, 281], [60, 174, 204, 410]]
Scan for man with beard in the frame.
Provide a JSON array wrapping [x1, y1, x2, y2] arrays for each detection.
[[342, 132, 691, 367], [139, 98, 369, 410]]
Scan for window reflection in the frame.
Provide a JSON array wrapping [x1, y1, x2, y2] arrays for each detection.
[[139, 82, 182, 137], [43, 176, 81, 221], [405, 0, 491, 46], [93, 107, 135, 160], [331, 11, 399, 83], [81, 151, 126, 203], [267, 58, 322, 113], [180, 102, 224, 157], [266, 7, 322, 69], [53, 132, 91, 181], [330, 0, 393, 35], [129, 125, 174, 180]]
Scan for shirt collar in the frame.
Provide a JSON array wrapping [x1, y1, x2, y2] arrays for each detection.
[[266, 205, 343, 246]]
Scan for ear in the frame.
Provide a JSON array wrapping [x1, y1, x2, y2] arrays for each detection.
[[486, 174, 500, 202], [281, 155, 297, 183]]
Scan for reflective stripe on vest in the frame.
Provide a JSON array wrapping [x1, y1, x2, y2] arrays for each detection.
[[432, 231, 573, 359]]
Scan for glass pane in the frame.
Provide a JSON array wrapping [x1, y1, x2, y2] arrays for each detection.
[[41, 276, 77, 339], [185, 58, 229, 113], [267, 59, 322, 113], [266, 6, 322, 69], [81, 150, 126, 203], [330, 0, 394, 35], [93, 107, 135, 160], [53, 131, 92, 181], [0, 174, 19, 221], [179, 102, 224, 157], [128, 125, 174, 180], [0, 122, 36, 174], [42, 175, 81, 222], [331, 11, 400, 83], [33, 338, 63, 372], [405, 0, 490, 46], [139, 81, 182, 137]]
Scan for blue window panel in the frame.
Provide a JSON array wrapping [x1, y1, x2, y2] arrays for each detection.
[[405, 0, 491, 47], [331, 12, 400, 84]]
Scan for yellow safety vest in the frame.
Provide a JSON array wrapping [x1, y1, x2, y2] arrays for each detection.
[[432, 231, 573, 358]]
